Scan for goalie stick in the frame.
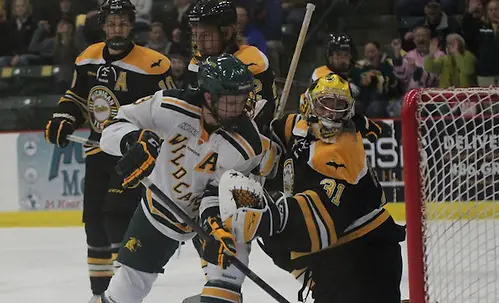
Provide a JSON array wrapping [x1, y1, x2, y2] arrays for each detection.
[[66, 134, 291, 303]]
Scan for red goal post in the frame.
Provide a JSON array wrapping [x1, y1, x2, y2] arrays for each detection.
[[402, 87, 499, 303]]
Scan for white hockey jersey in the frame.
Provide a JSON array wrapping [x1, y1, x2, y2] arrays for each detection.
[[100, 89, 276, 241]]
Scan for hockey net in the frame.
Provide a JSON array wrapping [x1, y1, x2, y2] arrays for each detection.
[[402, 87, 499, 303]]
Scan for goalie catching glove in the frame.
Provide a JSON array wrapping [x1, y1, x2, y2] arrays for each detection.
[[200, 206, 237, 269], [115, 129, 162, 188], [219, 170, 288, 243]]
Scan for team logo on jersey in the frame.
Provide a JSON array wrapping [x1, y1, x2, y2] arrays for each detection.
[[326, 160, 346, 169], [88, 86, 120, 133], [96, 65, 117, 84], [282, 158, 294, 197], [124, 237, 141, 252]]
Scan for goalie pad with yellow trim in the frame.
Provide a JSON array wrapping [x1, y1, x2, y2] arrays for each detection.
[[219, 170, 288, 243]]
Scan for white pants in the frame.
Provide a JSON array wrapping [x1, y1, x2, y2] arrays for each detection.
[[104, 242, 251, 303]]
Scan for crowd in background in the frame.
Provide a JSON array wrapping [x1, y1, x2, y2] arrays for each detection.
[[0, 0, 497, 121]]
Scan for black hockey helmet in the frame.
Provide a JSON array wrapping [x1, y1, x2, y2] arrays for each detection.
[[188, 0, 237, 27], [326, 32, 353, 57], [198, 54, 255, 131], [99, 0, 136, 51]]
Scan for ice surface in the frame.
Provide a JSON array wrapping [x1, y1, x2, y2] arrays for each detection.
[[0, 226, 417, 302]]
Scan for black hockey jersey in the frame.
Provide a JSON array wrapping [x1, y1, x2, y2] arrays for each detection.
[[57, 42, 174, 156], [187, 45, 278, 133], [269, 114, 390, 268]]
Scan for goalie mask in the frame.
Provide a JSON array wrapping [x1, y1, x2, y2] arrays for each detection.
[[99, 0, 136, 51], [198, 54, 256, 132], [188, 0, 238, 59], [300, 73, 355, 142]]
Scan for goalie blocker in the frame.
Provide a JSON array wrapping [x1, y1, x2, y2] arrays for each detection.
[[219, 74, 406, 303]]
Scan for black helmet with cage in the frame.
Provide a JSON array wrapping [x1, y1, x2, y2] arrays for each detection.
[[325, 32, 355, 74], [188, 0, 238, 58], [198, 53, 255, 131], [325, 32, 353, 57], [98, 0, 136, 51]]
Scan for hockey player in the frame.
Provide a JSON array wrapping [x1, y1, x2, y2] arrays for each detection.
[[311, 33, 356, 82], [218, 73, 406, 302], [187, 0, 278, 134], [98, 54, 278, 303], [43, 0, 174, 301]]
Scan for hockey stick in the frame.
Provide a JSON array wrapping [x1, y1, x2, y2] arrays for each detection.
[[274, 3, 315, 119], [140, 178, 290, 303], [66, 134, 290, 303], [67, 134, 100, 147]]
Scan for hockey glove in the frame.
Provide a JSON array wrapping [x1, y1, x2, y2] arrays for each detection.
[[44, 113, 76, 147], [352, 114, 386, 143], [201, 214, 237, 269], [115, 129, 162, 188]]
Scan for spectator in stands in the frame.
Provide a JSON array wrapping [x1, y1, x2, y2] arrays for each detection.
[[474, 0, 499, 87], [352, 41, 398, 118], [168, 43, 190, 89], [28, 20, 54, 64], [145, 21, 172, 55], [393, 26, 445, 91], [235, 3, 267, 54], [0, 4, 11, 56], [165, 0, 192, 50], [462, 0, 486, 57], [53, 17, 78, 90], [129, 0, 152, 24], [0, 0, 37, 66], [403, 0, 461, 51], [252, 0, 283, 76], [424, 34, 477, 88]]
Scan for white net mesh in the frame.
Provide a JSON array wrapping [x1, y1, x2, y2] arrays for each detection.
[[415, 87, 499, 303]]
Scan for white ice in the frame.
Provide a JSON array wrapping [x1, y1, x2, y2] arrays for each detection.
[[0, 226, 410, 302]]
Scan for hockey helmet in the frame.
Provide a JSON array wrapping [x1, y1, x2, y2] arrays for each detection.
[[189, 0, 238, 57], [99, 0, 136, 51], [326, 32, 353, 57], [198, 54, 255, 131], [188, 0, 237, 27], [300, 73, 355, 142]]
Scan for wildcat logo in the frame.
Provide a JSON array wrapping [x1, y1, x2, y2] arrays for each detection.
[[326, 160, 346, 169], [151, 59, 162, 68], [124, 237, 142, 252]]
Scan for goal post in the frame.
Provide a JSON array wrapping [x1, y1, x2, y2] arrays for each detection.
[[402, 87, 499, 303]]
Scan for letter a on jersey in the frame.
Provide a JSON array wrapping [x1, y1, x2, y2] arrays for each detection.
[[195, 152, 218, 173]]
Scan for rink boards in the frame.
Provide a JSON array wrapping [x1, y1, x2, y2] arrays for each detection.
[[0, 130, 497, 227]]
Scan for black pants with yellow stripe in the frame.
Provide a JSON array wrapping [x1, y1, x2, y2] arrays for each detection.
[[83, 152, 143, 295], [305, 216, 406, 303]]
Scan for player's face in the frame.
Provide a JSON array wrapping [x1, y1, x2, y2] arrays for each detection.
[[103, 14, 132, 43], [203, 93, 248, 125], [192, 24, 223, 56], [313, 95, 349, 122], [329, 51, 351, 72]]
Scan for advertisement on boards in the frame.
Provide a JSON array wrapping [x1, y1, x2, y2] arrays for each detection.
[[17, 131, 89, 211], [364, 119, 404, 203]]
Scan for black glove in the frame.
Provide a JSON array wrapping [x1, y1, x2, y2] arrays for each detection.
[[200, 209, 237, 269], [412, 66, 423, 82], [115, 129, 162, 188], [44, 113, 76, 147], [352, 114, 383, 143]]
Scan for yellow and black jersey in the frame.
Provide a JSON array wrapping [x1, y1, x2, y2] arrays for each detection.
[[57, 42, 174, 156], [187, 45, 278, 133], [270, 113, 390, 267], [310, 65, 333, 82]]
